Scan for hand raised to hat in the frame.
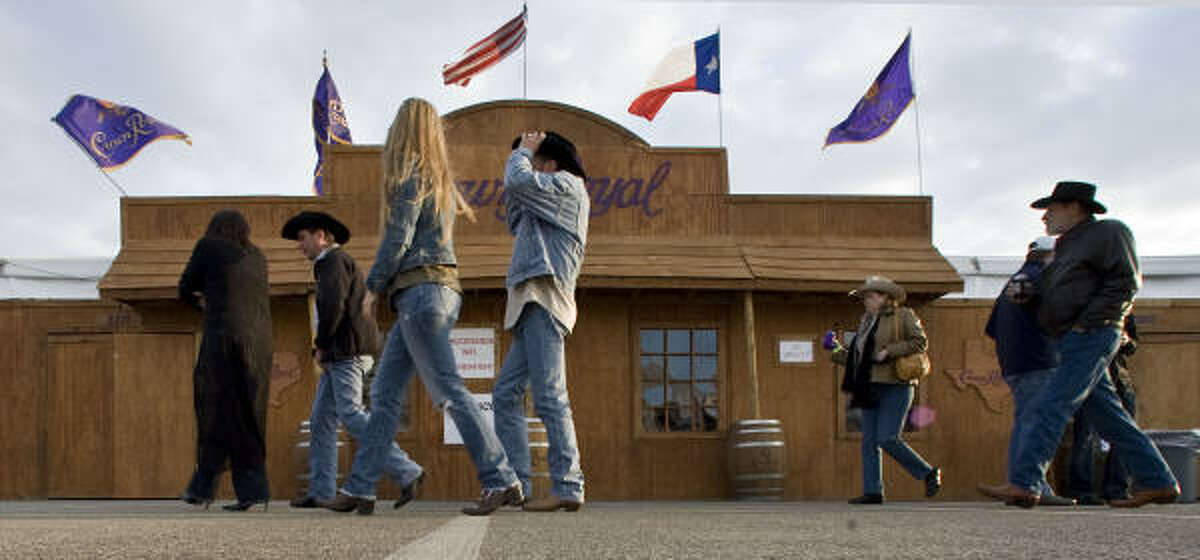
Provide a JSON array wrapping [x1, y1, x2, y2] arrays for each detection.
[[519, 131, 546, 152]]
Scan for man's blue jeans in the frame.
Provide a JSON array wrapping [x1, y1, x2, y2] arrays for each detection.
[[493, 303, 585, 502], [1068, 385, 1136, 499], [342, 284, 517, 499], [860, 383, 934, 495], [1003, 368, 1056, 496], [306, 355, 422, 500], [1011, 327, 1176, 492]]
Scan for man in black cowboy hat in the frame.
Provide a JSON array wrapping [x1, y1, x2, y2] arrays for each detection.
[[490, 131, 589, 513], [282, 211, 424, 510], [979, 181, 1179, 509]]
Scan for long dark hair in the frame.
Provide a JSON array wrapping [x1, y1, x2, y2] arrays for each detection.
[[205, 209, 253, 250]]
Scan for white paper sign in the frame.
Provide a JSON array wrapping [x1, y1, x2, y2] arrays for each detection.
[[443, 393, 494, 445], [779, 339, 814, 363], [450, 327, 495, 379]]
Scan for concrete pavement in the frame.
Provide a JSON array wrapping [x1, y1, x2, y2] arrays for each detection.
[[1, 499, 1196, 559]]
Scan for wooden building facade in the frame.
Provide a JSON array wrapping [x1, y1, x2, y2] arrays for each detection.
[[4, 101, 1198, 501]]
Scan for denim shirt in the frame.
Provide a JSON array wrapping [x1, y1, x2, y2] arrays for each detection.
[[365, 174, 457, 294], [503, 147, 590, 290]]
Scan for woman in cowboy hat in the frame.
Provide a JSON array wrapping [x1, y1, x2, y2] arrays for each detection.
[[833, 275, 941, 504]]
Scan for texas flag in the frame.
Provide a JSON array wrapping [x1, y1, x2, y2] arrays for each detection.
[[628, 32, 720, 121]]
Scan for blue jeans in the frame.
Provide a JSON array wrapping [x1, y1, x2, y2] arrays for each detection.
[[860, 383, 934, 495], [306, 355, 422, 500], [1011, 327, 1176, 492], [1068, 384, 1136, 499], [341, 283, 517, 499], [1003, 368, 1055, 496], [493, 303, 585, 502]]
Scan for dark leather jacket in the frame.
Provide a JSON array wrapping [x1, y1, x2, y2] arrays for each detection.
[[314, 246, 381, 362], [1036, 217, 1139, 337]]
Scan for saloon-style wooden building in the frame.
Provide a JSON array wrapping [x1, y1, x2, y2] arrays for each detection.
[[3, 100, 1198, 501]]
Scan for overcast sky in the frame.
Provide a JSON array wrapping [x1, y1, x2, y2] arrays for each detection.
[[2, 1, 1197, 260]]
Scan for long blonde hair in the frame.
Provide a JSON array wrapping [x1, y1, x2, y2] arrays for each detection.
[[380, 97, 475, 223]]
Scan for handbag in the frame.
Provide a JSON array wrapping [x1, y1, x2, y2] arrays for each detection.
[[891, 309, 931, 381]]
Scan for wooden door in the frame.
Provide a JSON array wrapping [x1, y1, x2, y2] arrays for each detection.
[[112, 333, 198, 497], [46, 334, 114, 497]]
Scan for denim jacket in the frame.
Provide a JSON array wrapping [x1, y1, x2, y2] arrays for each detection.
[[365, 174, 457, 294], [504, 147, 590, 290]]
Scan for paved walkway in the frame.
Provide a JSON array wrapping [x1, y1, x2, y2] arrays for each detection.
[[1, 500, 1196, 559]]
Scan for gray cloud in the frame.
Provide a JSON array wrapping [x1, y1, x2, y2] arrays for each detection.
[[2, 1, 1196, 258]]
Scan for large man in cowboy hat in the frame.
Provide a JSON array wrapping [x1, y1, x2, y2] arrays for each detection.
[[978, 181, 1179, 508], [282, 211, 424, 509]]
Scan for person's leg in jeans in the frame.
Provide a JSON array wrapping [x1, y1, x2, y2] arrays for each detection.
[[339, 295, 424, 500], [1075, 371, 1174, 491], [1101, 387, 1136, 500], [874, 383, 934, 482], [517, 304, 584, 501], [326, 356, 422, 490], [1004, 369, 1056, 496], [404, 286, 518, 491], [494, 310, 533, 498], [305, 372, 339, 500], [1067, 411, 1099, 499], [1011, 328, 1175, 493], [860, 403, 883, 496]]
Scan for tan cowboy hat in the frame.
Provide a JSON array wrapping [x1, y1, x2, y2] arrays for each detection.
[[849, 275, 906, 304]]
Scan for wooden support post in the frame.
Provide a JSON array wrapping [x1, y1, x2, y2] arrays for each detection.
[[742, 290, 760, 419]]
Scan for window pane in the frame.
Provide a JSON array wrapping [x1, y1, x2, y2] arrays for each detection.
[[640, 329, 663, 354], [668, 405, 694, 431], [695, 355, 717, 381], [642, 384, 665, 432], [694, 329, 717, 354], [667, 356, 691, 381], [694, 382, 718, 407], [666, 329, 690, 353], [641, 356, 664, 383], [700, 405, 719, 432]]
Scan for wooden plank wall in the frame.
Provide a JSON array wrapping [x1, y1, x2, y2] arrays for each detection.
[[0, 301, 123, 497]]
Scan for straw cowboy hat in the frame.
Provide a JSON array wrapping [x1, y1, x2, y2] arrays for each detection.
[[1030, 181, 1107, 215], [281, 211, 351, 244], [849, 275, 907, 304]]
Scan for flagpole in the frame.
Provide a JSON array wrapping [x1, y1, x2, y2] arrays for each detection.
[[99, 169, 129, 197], [717, 26, 723, 147], [52, 123, 128, 197], [522, 3, 528, 99], [323, 50, 331, 144], [908, 28, 925, 196]]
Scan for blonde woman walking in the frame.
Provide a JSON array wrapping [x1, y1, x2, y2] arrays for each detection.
[[326, 98, 521, 516]]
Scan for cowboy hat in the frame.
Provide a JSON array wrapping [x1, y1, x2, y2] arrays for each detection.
[[849, 275, 906, 304], [1030, 181, 1107, 214], [281, 211, 350, 244], [510, 131, 587, 181]]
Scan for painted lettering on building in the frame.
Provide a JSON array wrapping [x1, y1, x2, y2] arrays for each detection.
[[457, 161, 671, 221]]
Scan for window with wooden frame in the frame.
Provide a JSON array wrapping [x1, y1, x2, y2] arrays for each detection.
[[639, 328, 721, 434]]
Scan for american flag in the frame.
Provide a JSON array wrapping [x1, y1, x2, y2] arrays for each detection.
[[442, 7, 527, 87]]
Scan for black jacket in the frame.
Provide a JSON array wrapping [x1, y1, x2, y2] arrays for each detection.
[[314, 247, 380, 362], [1037, 217, 1139, 337]]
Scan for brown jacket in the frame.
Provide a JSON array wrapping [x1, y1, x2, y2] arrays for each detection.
[[833, 305, 928, 384]]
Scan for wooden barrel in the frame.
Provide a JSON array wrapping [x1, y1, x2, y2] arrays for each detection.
[[292, 420, 350, 499], [728, 419, 786, 500], [527, 417, 551, 500]]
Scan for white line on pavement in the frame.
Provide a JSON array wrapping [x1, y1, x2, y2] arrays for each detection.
[[385, 515, 490, 560]]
